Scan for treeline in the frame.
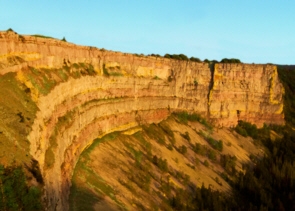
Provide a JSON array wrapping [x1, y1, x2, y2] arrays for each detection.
[[166, 129, 295, 211], [0, 165, 43, 210], [277, 66, 295, 126], [149, 53, 241, 64], [233, 131, 295, 210]]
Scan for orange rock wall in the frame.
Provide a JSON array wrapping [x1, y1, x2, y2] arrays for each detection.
[[0, 31, 284, 210]]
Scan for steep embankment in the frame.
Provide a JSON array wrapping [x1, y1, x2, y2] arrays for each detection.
[[70, 115, 263, 211], [0, 30, 284, 210]]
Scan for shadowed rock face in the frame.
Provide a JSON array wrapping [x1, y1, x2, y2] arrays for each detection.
[[0, 30, 284, 210]]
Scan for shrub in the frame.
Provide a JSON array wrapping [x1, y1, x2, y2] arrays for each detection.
[[61, 36, 67, 42], [217, 140, 223, 151], [0, 165, 43, 210], [215, 177, 222, 186], [103, 64, 109, 76], [193, 143, 206, 156], [220, 58, 241, 63], [220, 154, 237, 175], [179, 54, 189, 61], [157, 138, 166, 145], [235, 125, 248, 137], [153, 155, 169, 172], [179, 145, 187, 155], [208, 149, 216, 161], [177, 111, 189, 124], [194, 80, 198, 86], [164, 54, 171, 59], [190, 57, 201, 62], [167, 144, 173, 151], [150, 54, 161, 57], [164, 54, 189, 61], [181, 132, 191, 142], [204, 160, 209, 167]]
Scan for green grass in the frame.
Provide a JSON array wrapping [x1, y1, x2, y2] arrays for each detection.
[[0, 73, 38, 166], [109, 72, 123, 76], [73, 63, 80, 69], [103, 64, 109, 76], [71, 132, 127, 210], [175, 111, 213, 130], [0, 165, 43, 210], [49, 110, 76, 149], [45, 110, 76, 168], [27, 74, 49, 95], [32, 34, 55, 39], [58, 69, 68, 81]]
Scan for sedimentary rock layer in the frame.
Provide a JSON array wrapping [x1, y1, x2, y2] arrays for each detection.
[[0, 30, 284, 210]]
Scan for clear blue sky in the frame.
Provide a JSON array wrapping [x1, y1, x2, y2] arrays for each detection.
[[1, 0, 294, 64]]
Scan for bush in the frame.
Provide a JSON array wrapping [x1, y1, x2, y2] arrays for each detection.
[[164, 54, 171, 59], [181, 132, 191, 142], [204, 160, 209, 167], [235, 125, 248, 137], [194, 80, 198, 86], [164, 54, 189, 61], [153, 155, 169, 172], [0, 165, 43, 210], [157, 138, 166, 145], [204, 135, 223, 152], [220, 154, 237, 175], [179, 145, 187, 155], [208, 149, 217, 161], [150, 54, 161, 57], [195, 158, 200, 166], [193, 143, 207, 156], [167, 144, 173, 151], [176, 111, 208, 125], [103, 64, 109, 76], [220, 58, 241, 63], [190, 57, 201, 63], [61, 36, 67, 42], [217, 140, 223, 151], [179, 54, 189, 61], [235, 120, 258, 139]]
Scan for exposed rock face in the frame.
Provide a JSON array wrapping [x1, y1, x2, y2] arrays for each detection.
[[0, 30, 284, 210], [209, 63, 284, 127]]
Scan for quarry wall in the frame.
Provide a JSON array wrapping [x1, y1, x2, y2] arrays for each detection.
[[0, 31, 284, 210]]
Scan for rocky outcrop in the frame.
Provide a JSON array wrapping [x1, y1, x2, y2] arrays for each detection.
[[0, 30, 284, 210]]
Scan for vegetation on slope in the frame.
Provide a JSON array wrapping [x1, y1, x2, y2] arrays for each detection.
[[0, 72, 38, 166], [277, 65, 295, 127], [0, 165, 43, 210], [70, 113, 264, 210]]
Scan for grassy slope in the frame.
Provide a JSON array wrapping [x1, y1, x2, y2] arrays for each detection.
[[70, 115, 262, 211], [0, 72, 38, 166], [0, 59, 99, 167]]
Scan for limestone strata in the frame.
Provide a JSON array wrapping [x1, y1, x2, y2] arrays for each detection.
[[209, 63, 284, 127], [0, 31, 285, 210]]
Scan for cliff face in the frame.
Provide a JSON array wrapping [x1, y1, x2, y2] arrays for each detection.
[[0, 30, 284, 210]]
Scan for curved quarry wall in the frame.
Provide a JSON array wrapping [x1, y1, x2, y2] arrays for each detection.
[[0, 31, 284, 210]]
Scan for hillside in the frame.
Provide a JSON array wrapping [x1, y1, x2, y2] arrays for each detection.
[[0, 30, 288, 211], [70, 114, 263, 210]]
